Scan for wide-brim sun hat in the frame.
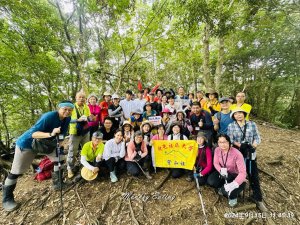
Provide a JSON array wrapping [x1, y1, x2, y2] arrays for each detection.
[[81, 167, 98, 181], [230, 107, 248, 119], [176, 110, 186, 118], [87, 93, 98, 102], [103, 91, 111, 97], [205, 89, 219, 98], [131, 109, 143, 115], [141, 120, 153, 129], [122, 120, 133, 128]]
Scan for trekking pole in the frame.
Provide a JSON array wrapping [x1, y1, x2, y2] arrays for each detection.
[[134, 160, 150, 179], [194, 168, 208, 225], [55, 135, 64, 218]]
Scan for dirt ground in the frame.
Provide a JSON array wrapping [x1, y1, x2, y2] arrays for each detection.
[[1, 122, 300, 225]]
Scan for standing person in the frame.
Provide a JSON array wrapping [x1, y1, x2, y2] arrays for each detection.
[[99, 92, 112, 126], [129, 110, 144, 132], [160, 108, 173, 135], [80, 131, 105, 180], [187, 132, 212, 184], [108, 94, 123, 130], [103, 129, 126, 183], [227, 108, 267, 212], [154, 89, 163, 103], [213, 97, 234, 135], [230, 92, 252, 120], [175, 110, 193, 138], [175, 86, 188, 100], [99, 117, 115, 143], [67, 91, 93, 179], [125, 131, 152, 179], [196, 90, 207, 108], [133, 90, 146, 112], [148, 92, 159, 113], [166, 95, 182, 120], [207, 134, 247, 207], [142, 102, 157, 120], [87, 93, 101, 139], [203, 89, 221, 116], [190, 102, 213, 146], [120, 90, 135, 120], [2, 101, 74, 212], [168, 122, 188, 178], [157, 95, 168, 114]]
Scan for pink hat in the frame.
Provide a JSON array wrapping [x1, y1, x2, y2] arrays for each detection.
[[160, 108, 172, 116]]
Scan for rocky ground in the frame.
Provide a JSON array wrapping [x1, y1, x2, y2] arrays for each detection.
[[1, 122, 300, 225]]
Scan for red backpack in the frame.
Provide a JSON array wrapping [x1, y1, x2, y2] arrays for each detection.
[[34, 156, 54, 182]]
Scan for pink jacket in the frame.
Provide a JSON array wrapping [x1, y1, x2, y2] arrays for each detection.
[[213, 147, 246, 185], [125, 141, 148, 162], [88, 104, 101, 127]]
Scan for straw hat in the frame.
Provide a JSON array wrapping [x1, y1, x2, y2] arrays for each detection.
[[81, 167, 98, 181]]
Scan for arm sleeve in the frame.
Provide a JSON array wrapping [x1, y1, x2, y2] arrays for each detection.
[[150, 83, 161, 93], [201, 147, 213, 176], [109, 106, 122, 116], [213, 149, 221, 173], [119, 142, 126, 158], [202, 113, 213, 130], [252, 122, 261, 145], [233, 152, 247, 185], [127, 142, 137, 160], [80, 156, 95, 171], [102, 141, 111, 160]]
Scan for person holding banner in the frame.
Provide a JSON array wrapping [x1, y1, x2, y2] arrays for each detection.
[[125, 131, 152, 179], [103, 129, 126, 183], [207, 134, 246, 207], [168, 122, 188, 178], [187, 132, 212, 184]]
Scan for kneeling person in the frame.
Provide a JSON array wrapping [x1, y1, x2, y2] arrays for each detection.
[[80, 131, 105, 181]]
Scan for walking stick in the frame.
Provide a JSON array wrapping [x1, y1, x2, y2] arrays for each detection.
[[55, 135, 64, 218], [134, 160, 151, 179], [194, 169, 208, 225]]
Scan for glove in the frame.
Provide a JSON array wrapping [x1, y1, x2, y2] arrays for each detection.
[[224, 181, 239, 196], [240, 143, 250, 157], [36, 167, 42, 174], [220, 168, 228, 179]]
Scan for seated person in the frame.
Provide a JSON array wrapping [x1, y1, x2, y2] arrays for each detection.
[[102, 129, 126, 183], [99, 117, 115, 143], [187, 132, 212, 184], [207, 134, 246, 207], [125, 131, 152, 179]]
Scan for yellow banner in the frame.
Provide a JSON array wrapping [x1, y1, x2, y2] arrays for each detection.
[[152, 140, 198, 170]]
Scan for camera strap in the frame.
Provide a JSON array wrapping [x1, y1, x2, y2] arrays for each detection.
[[236, 121, 247, 142]]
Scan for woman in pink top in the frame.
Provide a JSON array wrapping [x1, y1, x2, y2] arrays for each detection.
[[188, 132, 212, 185], [87, 94, 101, 138], [207, 133, 246, 207]]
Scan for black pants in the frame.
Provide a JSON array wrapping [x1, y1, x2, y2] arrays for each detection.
[[126, 155, 151, 176], [105, 158, 126, 173], [207, 171, 246, 200], [246, 159, 263, 201], [171, 168, 186, 178]]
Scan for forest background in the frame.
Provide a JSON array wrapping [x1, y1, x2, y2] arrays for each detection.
[[0, 0, 299, 150]]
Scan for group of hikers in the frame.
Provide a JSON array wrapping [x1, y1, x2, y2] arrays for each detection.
[[2, 84, 268, 214]]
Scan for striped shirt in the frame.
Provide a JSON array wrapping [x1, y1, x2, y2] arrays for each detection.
[[120, 99, 135, 119]]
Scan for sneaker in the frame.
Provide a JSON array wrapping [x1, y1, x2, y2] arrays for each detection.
[[144, 171, 152, 180], [257, 201, 268, 212], [110, 171, 118, 183], [68, 170, 74, 179], [228, 198, 237, 207]]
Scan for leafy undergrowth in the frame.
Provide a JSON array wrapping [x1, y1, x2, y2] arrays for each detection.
[[1, 123, 300, 225]]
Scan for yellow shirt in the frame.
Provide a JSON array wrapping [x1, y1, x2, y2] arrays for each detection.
[[69, 103, 91, 135], [81, 141, 104, 162], [203, 99, 221, 115], [230, 103, 252, 121]]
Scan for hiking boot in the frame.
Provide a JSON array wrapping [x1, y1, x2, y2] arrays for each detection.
[[110, 171, 118, 183], [67, 170, 74, 179], [2, 184, 19, 212], [144, 171, 152, 180], [257, 201, 268, 212], [228, 198, 237, 207]]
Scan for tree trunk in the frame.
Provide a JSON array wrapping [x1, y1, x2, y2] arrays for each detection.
[[202, 23, 213, 89], [0, 104, 10, 149], [215, 36, 224, 92]]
